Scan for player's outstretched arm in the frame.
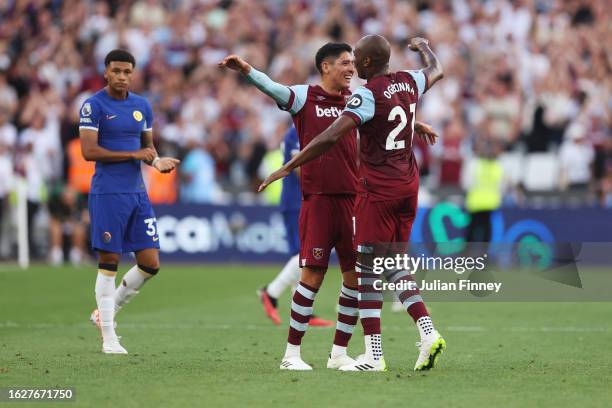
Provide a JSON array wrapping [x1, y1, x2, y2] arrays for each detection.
[[141, 130, 180, 173], [258, 116, 356, 192], [80, 128, 156, 162], [218, 55, 292, 110], [409, 37, 443, 91]]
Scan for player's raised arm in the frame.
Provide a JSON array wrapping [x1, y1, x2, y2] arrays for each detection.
[[218, 55, 305, 114], [258, 115, 356, 192], [408, 37, 443, 92]]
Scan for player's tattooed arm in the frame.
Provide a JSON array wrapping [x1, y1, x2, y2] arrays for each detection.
[[80, 128, 156, 163], [409, 37, 443, 91], [259, 116, 355, 192], [141, 130, 180, 173]]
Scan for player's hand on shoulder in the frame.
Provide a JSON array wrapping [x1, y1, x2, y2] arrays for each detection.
[[153, 157, 181, 173], [409, 37, 429, 51], [218, 55, 251, 75], [258, 168, 290, 193], [415, 121, 438, 146], [133, 147, 157, 162]]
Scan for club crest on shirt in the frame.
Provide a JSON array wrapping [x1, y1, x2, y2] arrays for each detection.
[[102, 231, 112, 243], [346, 94, 362, 108], [313, 248, 324, 260], [133, 110, 143, 121], [81, 103, 92, 117]]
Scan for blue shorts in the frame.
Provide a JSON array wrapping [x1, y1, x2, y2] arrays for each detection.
[[282, 210, 300, 256], [89, 193, 160, 254]]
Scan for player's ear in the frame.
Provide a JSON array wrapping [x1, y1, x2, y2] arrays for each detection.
[[321, 61, 329, 75]]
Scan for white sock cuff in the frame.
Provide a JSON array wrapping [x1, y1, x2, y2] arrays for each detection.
[[284, 343, 301, 358], [331, 344, 347, 358]]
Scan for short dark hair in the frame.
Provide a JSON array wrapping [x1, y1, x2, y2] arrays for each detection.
[[315, 43, 352, 74], [104, 49, 136, 68]]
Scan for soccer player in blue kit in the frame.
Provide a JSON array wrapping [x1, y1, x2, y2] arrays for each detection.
[[79, 50, 179, 354]]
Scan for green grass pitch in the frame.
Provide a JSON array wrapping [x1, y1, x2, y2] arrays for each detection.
[[1, 264, 611, 407]]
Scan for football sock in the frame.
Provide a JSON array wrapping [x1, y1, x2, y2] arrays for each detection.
[[283, 343, 301, 359], [416, 316, 436, 340], [332, 284, 359, 350], [356, 258, 383, 336], [385, 269, 430, 323], [331, 344, 347, 358], [364, 334, 383, 361], [267, 254, 300, 299], [114, 265, 152, 315], [95, 265, 117, 339], [286, 281, 318, 348]]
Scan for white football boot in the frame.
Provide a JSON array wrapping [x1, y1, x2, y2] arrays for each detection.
[[414, 331, 446, 371], [339, 354, 387, 371], [279, 356, 312, 370], [102, 335, 128, 354], [326, 353, 357, 369]]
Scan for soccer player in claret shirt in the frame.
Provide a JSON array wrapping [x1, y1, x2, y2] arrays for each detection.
[[259, 35, 444, 372], [220, 44, 361, 370], [79, 50, 179, 354]]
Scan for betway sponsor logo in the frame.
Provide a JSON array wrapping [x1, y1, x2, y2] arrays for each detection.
[[384, 82, 415, 99], [315, 105, 342, 118]]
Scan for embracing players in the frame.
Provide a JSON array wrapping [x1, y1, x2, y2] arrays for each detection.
[[259, 35, 444, 371], [220, 43, 361, 370], [79, 50, 179, 354]]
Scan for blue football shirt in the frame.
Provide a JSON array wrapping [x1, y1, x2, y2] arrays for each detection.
[[279, 126, 301, 212], [79, 89, 153, 194]]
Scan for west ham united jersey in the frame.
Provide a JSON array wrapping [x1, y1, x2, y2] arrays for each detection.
[[79, 89, 153, 194], [342, 70, 427, 201], [281, 85, 357, 196]]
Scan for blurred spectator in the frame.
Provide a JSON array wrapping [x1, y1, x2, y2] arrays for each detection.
[[0, 106, 16, 255], [48, 184, 88, 265], [0, 72, 17, 116], [145, 165, 178, 204], [559, 122, 595, 192], [462, 140, 504, 243], [438, 118, 466, 187], [179, 142, 225, 204]]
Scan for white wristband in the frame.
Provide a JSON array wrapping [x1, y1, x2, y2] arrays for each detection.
[[152, 157, 160, 166]]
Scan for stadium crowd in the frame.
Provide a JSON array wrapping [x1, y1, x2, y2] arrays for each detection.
[[0, 0, 610, 260]]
